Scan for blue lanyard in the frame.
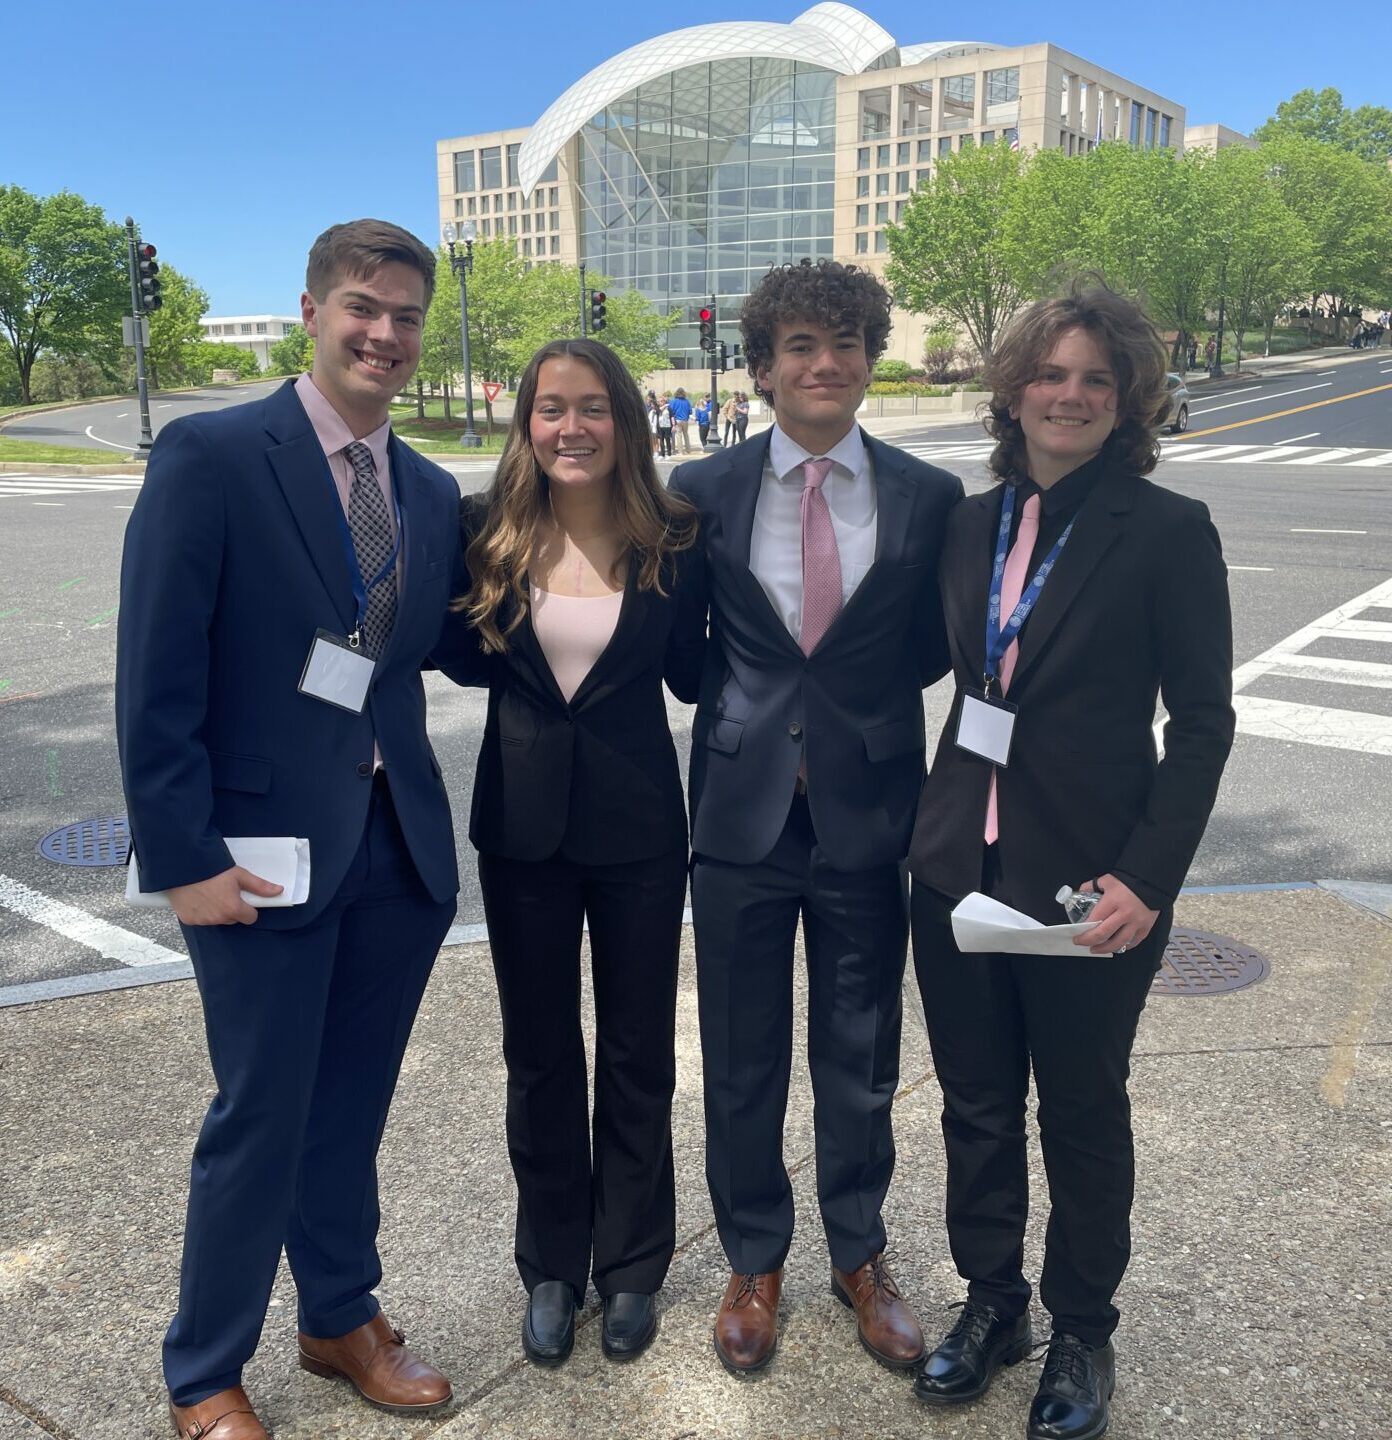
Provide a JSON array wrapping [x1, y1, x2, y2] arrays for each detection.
[[983, 485, 1074, 691], [326, 457, 402, 643]]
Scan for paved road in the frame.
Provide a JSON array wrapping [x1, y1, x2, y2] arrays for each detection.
[[2, 380, 285, 453], [2, 366, 1390, 1001]]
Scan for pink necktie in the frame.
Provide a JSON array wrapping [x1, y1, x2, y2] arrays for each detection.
[[984, 491, 1041, 844], [799, 458, 841, 656]]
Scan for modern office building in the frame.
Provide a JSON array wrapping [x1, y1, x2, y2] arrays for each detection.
[[199, 315, 301, 371], [436, 4, 1185, 367]]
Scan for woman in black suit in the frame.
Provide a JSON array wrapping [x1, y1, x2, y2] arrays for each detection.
[[444, 338, 704, 1368], [908, 285, 1235, 1440]]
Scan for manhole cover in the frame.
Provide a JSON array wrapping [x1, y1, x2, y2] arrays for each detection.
[[38, 815, 131, 867], [1152, 928, 1268, 996]]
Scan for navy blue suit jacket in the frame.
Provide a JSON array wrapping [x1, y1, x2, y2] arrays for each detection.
[[115, 380, 462, 928], [670, 430, 962, 872]]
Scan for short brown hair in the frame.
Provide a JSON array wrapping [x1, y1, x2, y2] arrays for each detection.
[[983, 281, 1170, 483], [739, 259, 892, 403], [305, 219, 437, 307]]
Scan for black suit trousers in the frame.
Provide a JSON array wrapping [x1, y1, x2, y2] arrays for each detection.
[[478, 845, 686, 1299], [692, 795, 909, 1275], [911, 865, 1159, 1347]]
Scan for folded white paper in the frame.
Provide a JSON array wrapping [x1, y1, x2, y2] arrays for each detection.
[[950, 891, 1112, 957], [125, 837, 312, 909]]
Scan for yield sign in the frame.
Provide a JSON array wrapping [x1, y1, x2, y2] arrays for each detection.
[[481, 381, 504, 403]]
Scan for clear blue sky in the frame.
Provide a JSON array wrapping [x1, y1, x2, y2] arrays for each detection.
[[8, 0, 1387, 315]]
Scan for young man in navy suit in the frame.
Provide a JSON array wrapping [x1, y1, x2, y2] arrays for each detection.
[[117, 220, 462, 1439], [670, 261, 963, 1375]]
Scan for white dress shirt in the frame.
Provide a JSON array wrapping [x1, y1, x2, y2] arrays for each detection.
[[749, 423, 878, 642]]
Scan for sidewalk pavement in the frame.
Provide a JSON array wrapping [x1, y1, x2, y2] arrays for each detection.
[[2, 882, 1388, 1439]]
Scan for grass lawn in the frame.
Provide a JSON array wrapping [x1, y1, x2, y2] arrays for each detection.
[[0, 437, 138, 466], [394, 414, 509, 454]]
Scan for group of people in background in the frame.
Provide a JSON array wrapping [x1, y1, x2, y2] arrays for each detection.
[[647, 386, 751, 455], [118, 219, 1235, 1440]]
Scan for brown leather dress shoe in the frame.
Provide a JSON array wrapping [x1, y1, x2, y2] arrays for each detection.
[[713, 1268, 782, 1375], [168, 1385, 268, 1439], [298, 1312, 452, 1413], [831, 1253, 926, 1371]]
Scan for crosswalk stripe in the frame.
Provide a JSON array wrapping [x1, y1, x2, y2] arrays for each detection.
[[1347, 452, 1392, 467], [1232, 694, 1392, 757], [1265, 655, 1392, 690]]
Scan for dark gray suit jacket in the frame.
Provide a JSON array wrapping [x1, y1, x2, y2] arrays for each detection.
[[671, 429, 962, 872]]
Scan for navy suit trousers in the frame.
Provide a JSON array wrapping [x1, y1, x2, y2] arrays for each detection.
[[163, 775, 455, 1405]]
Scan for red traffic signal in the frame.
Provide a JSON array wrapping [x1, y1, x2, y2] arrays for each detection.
[[137, 243, 157, 261], [137, 241, 162, 312], [698, 305, 716, 352], [589, 289, 607, 332]]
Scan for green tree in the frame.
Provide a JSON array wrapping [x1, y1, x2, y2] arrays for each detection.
[[1255, 87, 1392, 165], [267, 322, 313, 375], [144, 265, 209, 388], [1263, 135, 1392, 338], [885, 140, 1030, 361], [1205, 146, 1314, 366], [590, 284, 676, 382], [181, 341, 259, 384], [0, 186, 127, 404]]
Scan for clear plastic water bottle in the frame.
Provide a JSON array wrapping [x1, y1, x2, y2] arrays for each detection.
[[1056, 884, 1101, 923]]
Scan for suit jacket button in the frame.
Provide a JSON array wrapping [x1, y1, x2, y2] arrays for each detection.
[[788, 722, 802, 738], [356, 761, 372, 777]]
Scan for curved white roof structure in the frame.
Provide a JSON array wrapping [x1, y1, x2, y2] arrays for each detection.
[[899, 40, 1003, 66], [516, 4, 995, 195]]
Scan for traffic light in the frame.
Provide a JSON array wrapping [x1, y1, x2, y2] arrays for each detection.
[[717, 340, 730, 372], [698, 305, 716, 352], [137, 243, 162, 312], [589, 289, 607, 332]]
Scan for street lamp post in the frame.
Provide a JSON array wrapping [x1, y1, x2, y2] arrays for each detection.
[[1211, 232, 1233, 380], [442, 221, 482, 449]]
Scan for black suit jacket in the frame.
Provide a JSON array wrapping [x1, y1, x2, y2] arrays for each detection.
[[434, 497, 707, 865], [909, 464, 1236, 934], [670, 430, 963, 872], [116, 380, 463, 927]]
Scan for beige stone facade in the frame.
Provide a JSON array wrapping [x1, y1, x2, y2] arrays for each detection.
[[435, 28, 1185, 373]]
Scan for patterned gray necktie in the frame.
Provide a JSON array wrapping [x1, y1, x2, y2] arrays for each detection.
[[344, 441, 397, 660]]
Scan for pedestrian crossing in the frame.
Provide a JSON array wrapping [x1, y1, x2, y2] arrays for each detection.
[[0, 474, 144, 500], [899, 440, 1392, 469]]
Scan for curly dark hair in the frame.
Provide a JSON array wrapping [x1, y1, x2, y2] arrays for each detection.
[[739, 259, 893, 404], [983, 281, 1171, 484]]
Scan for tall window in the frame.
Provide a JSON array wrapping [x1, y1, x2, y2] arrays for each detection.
[[1159, 114, 1172, 147], [453, 150, 475, 192], [480, 146, 502, 189], [860, 87, 891, 140], [1145, 108, 1158, 148], [942, 74, 975, 130], [1129, 102, 1143, 146], [506, 143, 521, 186], [899, 80, 933, 135]]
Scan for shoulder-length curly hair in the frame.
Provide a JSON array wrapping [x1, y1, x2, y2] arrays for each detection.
[[461, 338, 697, 654], [740, 259, 892, 404], [983, 281, 1170, 484]]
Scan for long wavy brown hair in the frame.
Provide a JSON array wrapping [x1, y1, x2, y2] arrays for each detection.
[[983, 281, 1171, 484], [462, 338, 697, 654]]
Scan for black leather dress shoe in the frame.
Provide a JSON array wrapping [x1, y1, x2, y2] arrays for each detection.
[[913, 1300, 1032, 1406], [601, 1292, 658, 1360], [1027, 1334, 1115, 1440], [522, 1281, 577, 1367]]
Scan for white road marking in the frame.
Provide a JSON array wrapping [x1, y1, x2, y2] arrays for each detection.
[[1232, 695, 1392, 756], [0, 872, 184, 967], [1317, 371, 1336, 376], [1290, 528, 1368, 534], [1347, 452, 1392, 467], [115, 412, 128, 418], [1283, 448, 1365, 465], [1188, 382, 1332, 416], [1228, 565, 1275, 571], [0, 475, 143, 500], [1213, 576, 1392, 758], [1282, 432, 1321, 443], [83, 425, 137, 452], [32, 501, 63, 506]]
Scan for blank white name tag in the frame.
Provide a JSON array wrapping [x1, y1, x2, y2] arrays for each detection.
[[955, 688, 1017, 767], [299, 629, 375, 714]]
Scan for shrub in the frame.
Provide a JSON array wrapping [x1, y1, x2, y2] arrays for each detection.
[[922, 326, 960, 383], [872, 359, 914, 382]]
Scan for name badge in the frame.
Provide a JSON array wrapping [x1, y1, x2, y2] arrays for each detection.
[[299, 629, 375, 714], [955, 688, 1017, 767]]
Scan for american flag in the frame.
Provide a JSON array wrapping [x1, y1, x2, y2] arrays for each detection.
[[1009, 132, 1019, 151]]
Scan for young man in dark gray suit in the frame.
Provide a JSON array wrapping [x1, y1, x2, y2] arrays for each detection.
[[670, 261, 963, 1375]]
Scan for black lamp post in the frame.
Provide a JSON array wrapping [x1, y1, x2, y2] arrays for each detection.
[[1211, 231, 1233, 380], [442, 221, 481, 448]]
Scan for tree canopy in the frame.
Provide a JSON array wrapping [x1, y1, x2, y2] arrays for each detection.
[[1254, 88, 1392, 166], [0, 186, 127, 404]]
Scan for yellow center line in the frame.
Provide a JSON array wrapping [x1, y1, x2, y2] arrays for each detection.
[[1179, 381, 1392, 440]]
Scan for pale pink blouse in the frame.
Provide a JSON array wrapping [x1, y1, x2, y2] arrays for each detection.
[[530, 585, 623, 703]]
